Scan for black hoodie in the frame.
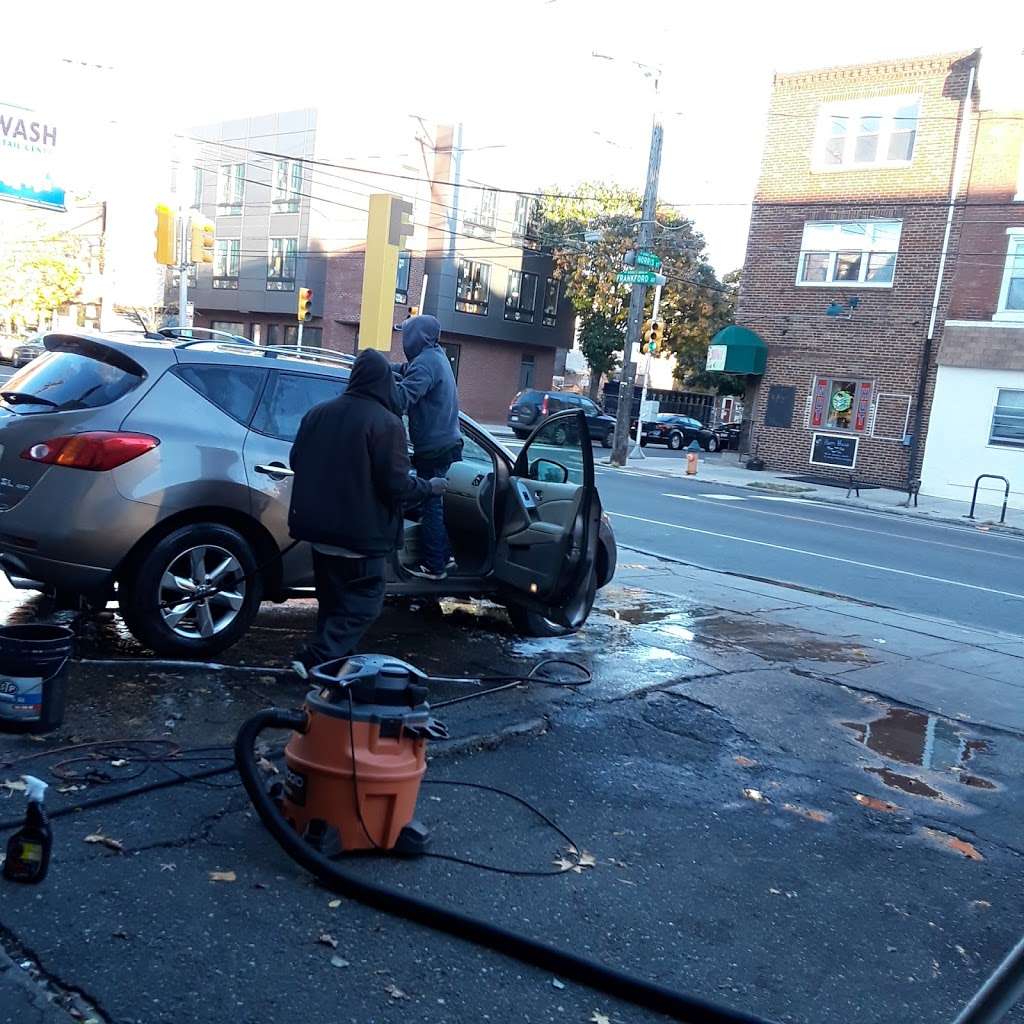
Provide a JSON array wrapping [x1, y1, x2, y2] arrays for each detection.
[[288, 349, 430, 556]]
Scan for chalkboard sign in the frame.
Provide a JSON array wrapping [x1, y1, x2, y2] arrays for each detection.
[[764, 385, 796, 428], [810, 433, 858, 469]]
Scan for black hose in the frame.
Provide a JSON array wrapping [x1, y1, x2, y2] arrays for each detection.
[[234, 710, 778, 1024]]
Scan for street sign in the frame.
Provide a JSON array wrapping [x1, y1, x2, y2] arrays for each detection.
[[617, 270, 664, 286], [635, 251, 661, 270]]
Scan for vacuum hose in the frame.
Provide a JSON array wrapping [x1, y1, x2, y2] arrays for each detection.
[[235, 709, 778, 1024]]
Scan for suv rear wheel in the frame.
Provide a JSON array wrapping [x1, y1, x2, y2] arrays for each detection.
[[120, 524, 263, 657], [668, 432, 684, 451]]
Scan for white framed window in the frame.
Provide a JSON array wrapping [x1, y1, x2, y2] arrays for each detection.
[[272, 159, 303, 213], [217, 163, 245, 215], [796, 220, 902, 288], [814, 96, 920, 170], [996, 230, 1024, 321], [213, 239, 239, 289], [267, 237, 297, 291], [990, 389, 1024, 448]]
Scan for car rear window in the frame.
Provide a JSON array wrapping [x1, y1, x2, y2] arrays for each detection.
[[174, 365, 267, 425], [0, 351, 143, 414], [514, 390, 541, 405]]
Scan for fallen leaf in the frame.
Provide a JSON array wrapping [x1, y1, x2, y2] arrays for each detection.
[[317, 933, 338, 949], [591, 1013, 611, 1024], [971, 900, 991, 910], [743, 788, 768, 803], [256, 757, 279, 776], [782, 803, 830, 824], [921, 828, 984, 861], [552, 979, 566, 990], [330, 955, 350, 969], [576, 851, 597, 869], [84, 833, 124, 853], [553, 857, 577, 873], [110, 759, 128, 768], [328, 899, 342, 909], [2, 779, 27, 793], [385, 983, 410, 1000], [734, 756, 757, 768], [854, 793, 900, 813], [209, 870, 237, 882]]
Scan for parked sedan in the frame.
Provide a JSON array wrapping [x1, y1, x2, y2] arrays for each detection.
[[12, 334, 45, 368], [640, 414, 720, 452]]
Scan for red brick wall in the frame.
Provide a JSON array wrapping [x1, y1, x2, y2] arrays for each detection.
[[736, 50, 979, 487], [948, 110, 1024, 320]]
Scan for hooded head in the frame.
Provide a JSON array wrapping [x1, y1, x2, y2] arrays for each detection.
[[345, 348, 399, 414], [401, 314, 441, 362]]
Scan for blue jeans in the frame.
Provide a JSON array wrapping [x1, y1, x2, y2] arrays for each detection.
[[413, 443, 461, 573]]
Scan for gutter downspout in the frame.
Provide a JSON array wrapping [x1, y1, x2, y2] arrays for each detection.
[[907, 61, 976, 491]]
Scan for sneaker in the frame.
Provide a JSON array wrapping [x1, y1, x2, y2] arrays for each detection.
[[406, 563, 447, 581], [445, 557, 458, 573]]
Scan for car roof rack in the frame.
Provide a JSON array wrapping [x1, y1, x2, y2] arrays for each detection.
[[162, 327, 257, 347], [262, 345, 356, 365]]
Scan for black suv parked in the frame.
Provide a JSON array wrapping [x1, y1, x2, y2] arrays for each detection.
[[508, 390, 616, 447]]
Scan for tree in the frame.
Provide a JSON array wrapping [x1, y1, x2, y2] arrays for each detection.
[[578, 314, 622, 399], [0, 227, 85, 334], [541, 182, 737, 395]]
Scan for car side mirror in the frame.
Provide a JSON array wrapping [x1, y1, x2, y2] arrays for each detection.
[[530, 459, 569, 484]]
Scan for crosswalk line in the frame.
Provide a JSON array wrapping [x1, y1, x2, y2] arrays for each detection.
[[699, 494, 745, 501], [661, 493, 698, 500]]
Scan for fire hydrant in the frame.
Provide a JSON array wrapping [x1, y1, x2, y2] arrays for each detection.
[[686, 451, 698, 476]]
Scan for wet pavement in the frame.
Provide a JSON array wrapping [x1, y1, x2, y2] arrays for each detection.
[[1, 562, 1023, 1024]]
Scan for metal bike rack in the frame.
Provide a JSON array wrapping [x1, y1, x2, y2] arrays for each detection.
[[966, 474, 1011, 525]]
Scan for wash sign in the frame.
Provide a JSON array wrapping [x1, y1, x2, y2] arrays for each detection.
[[0, 102, 65, 211]]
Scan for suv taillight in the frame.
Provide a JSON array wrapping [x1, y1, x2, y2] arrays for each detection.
[[21, 432, 159, 471], [541, 395, 549, 415]]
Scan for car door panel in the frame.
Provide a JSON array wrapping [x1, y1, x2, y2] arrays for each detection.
[[493, 410, 600, 628]]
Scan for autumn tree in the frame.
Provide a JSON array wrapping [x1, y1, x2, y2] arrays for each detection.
[[0, 229, 85, 334], [541, 182, 736, 395], [578, 314, 623, 399]]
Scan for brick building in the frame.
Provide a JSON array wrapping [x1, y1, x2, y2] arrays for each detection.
[[920, 86, 1024, 508], [732, 50, 981, 487]]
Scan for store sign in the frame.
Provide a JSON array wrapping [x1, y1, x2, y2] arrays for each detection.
[[705, 345, 727, 372], [0, 103, 65, 210], [809, 432, 858, 469], [854, 381, 873, 432], [810, 377, 830, 429]]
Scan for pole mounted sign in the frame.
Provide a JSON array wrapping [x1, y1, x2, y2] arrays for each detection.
[[0, 102, 64, 211], [616, 269, 665, 287], [635, 251, 661, 270], [359, 194, 414, 351]]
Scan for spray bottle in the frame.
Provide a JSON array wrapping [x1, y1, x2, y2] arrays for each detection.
[[3, 775, 52, 884]]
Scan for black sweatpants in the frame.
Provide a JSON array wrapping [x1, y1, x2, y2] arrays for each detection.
[[303, 552, 387, 668]]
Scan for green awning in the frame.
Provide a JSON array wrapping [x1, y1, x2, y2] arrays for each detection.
[[706, 325, 767, 375]]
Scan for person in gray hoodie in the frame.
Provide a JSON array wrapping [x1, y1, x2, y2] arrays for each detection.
[[392, 314, 462, 579]]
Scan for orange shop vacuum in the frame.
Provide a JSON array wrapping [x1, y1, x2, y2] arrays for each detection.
[[236, 655, 447, 855]]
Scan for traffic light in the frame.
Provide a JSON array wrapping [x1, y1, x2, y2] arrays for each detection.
[[297, 287, 313, 322], [643, 318, 664, 354], [190, 217, 215, 264], [154, 204, 177, 266]]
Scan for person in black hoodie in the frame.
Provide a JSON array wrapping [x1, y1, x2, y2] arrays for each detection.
[[288, 348, 447, 677]]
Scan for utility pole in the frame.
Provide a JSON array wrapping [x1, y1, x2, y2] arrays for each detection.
[[610, 106, 663, 467], [178, 213, 190, 330]]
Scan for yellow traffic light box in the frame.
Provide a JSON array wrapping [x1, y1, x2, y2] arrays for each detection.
[[358, 194, 414, 351], [154, 204, 177, 266], [297, 287, 313, 322], [190, 217, 215, 264]]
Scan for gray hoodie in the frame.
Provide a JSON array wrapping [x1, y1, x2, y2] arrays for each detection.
[[393, 315, 461, 457]]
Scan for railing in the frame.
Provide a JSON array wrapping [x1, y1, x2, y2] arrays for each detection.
[[966, 474, 1011, 525]]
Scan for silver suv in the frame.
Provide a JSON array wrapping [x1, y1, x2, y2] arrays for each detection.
[[0, 332, 616, 657]]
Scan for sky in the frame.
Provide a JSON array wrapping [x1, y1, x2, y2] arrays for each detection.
[[2, 0, 1021, 274]]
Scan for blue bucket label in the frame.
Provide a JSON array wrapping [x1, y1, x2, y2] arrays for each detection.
[[0, 675, 44, 718]]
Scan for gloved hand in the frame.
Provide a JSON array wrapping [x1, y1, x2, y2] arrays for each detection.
[[428, 477, 448, 496]]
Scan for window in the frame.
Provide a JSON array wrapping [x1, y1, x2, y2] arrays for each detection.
[[0, 351, 143, 414], [395, 251, 411, 304], [272, 159, 302, 213], [217, 163, 245, 214], [300, 326, 322, 346], [266, 324, 300, 346], [459, 427, 493, 469], [519, 354, 536, 390], [267, 237, 297, 290], [252, 372, 347, 442], [579, 397, 603, 417], [442, 342, 460, 380], [505, 270, 538, 323], [542, 277, 559, 326], [512, 195, 543, 249], [455, 259, 490, 315], [797, 220, 901, 287], [211, 321, 247, 336], [996, 232, 1024, 321], [213, 239, 240, 289], [809, 376, 874, 433], [192, 167, 204, 210], [815, 96, 920, 169], [466, 188, 497, 229], [174, 365, 266, 425], [990, 390, 1024, 448]]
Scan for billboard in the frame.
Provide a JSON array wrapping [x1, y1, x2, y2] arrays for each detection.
[[0, 102, 65, 211]]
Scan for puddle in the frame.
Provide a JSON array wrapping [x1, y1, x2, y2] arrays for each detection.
[[697, 613, 872, 663], [843, 707, 997, 794]]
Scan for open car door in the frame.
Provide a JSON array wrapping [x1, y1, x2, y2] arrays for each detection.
[[493, 409, 602, 628]]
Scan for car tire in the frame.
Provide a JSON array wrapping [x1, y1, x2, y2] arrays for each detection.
[[120, 523, 263, 658], [706, 436, 719, 453], [639, 439, 648, 448], [505, 570, 597, 638], [601, 428, 614, 448], [512, 428, 530, 439], [668, 432, 684, 451]]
